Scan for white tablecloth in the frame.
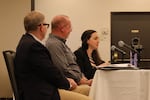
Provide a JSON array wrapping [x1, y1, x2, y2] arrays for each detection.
[[89, 69, 150, 100]]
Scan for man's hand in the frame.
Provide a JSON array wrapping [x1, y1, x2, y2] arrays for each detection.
[[67, 78, 77, 90]]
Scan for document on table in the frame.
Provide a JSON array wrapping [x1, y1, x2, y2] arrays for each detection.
[[96, 63, 139, 70]]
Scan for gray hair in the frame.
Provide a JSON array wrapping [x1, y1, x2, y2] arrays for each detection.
[[24, 11, 45, 32]]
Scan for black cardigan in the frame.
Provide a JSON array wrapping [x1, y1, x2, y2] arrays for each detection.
[[74, 47, 104, 79]]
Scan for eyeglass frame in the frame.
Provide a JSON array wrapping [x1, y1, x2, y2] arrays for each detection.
[[38, 23, 49, 28]]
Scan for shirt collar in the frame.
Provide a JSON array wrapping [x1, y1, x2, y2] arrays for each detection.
[[50, 33, 66, 43], [29, 33, 45, 46]]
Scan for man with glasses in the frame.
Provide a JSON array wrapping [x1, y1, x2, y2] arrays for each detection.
[[14, 11, 70, 100]]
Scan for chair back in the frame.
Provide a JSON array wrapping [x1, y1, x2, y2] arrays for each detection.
[[3, 50, 19, 100]]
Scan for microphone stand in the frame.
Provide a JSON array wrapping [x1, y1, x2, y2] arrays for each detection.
[[121, 52, 125, 63]]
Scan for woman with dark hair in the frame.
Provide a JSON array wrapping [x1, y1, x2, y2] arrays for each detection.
[[74, 30, 109, 80]]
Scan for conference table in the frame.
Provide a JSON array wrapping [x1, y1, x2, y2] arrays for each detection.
[[89, 69, 150, 100]]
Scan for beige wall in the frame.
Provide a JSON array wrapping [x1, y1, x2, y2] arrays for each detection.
[[0, 0, 30, 98], [35, 0, 150, 61]]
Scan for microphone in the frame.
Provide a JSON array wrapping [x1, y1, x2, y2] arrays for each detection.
[[118, 40, 138, 53], [111, 45, 126, 55]]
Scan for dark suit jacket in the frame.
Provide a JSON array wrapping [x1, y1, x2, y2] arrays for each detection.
[[74, 47, 104, 79], [14, 33, 70, 100]]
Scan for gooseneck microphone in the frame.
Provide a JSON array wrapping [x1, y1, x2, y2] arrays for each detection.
[[111, 45, 126, 55], [118, 40, 138, 53]]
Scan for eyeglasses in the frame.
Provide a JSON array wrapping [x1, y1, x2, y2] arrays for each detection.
[[38, 23, 49, 28], [43, 23, 49, 28]]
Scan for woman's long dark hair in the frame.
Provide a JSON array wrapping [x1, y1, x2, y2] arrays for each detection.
[[81, 30, 104, 65]]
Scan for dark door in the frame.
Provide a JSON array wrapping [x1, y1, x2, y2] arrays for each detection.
[[111, 12, 150, 68]]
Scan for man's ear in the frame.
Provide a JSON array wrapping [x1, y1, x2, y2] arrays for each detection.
[[58, 25, 64, 33], [39, 25, 44, 32]]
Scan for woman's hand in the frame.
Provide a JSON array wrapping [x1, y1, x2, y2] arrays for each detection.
[[98, 62, 111, 68], [78, 76, 93, 86]]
